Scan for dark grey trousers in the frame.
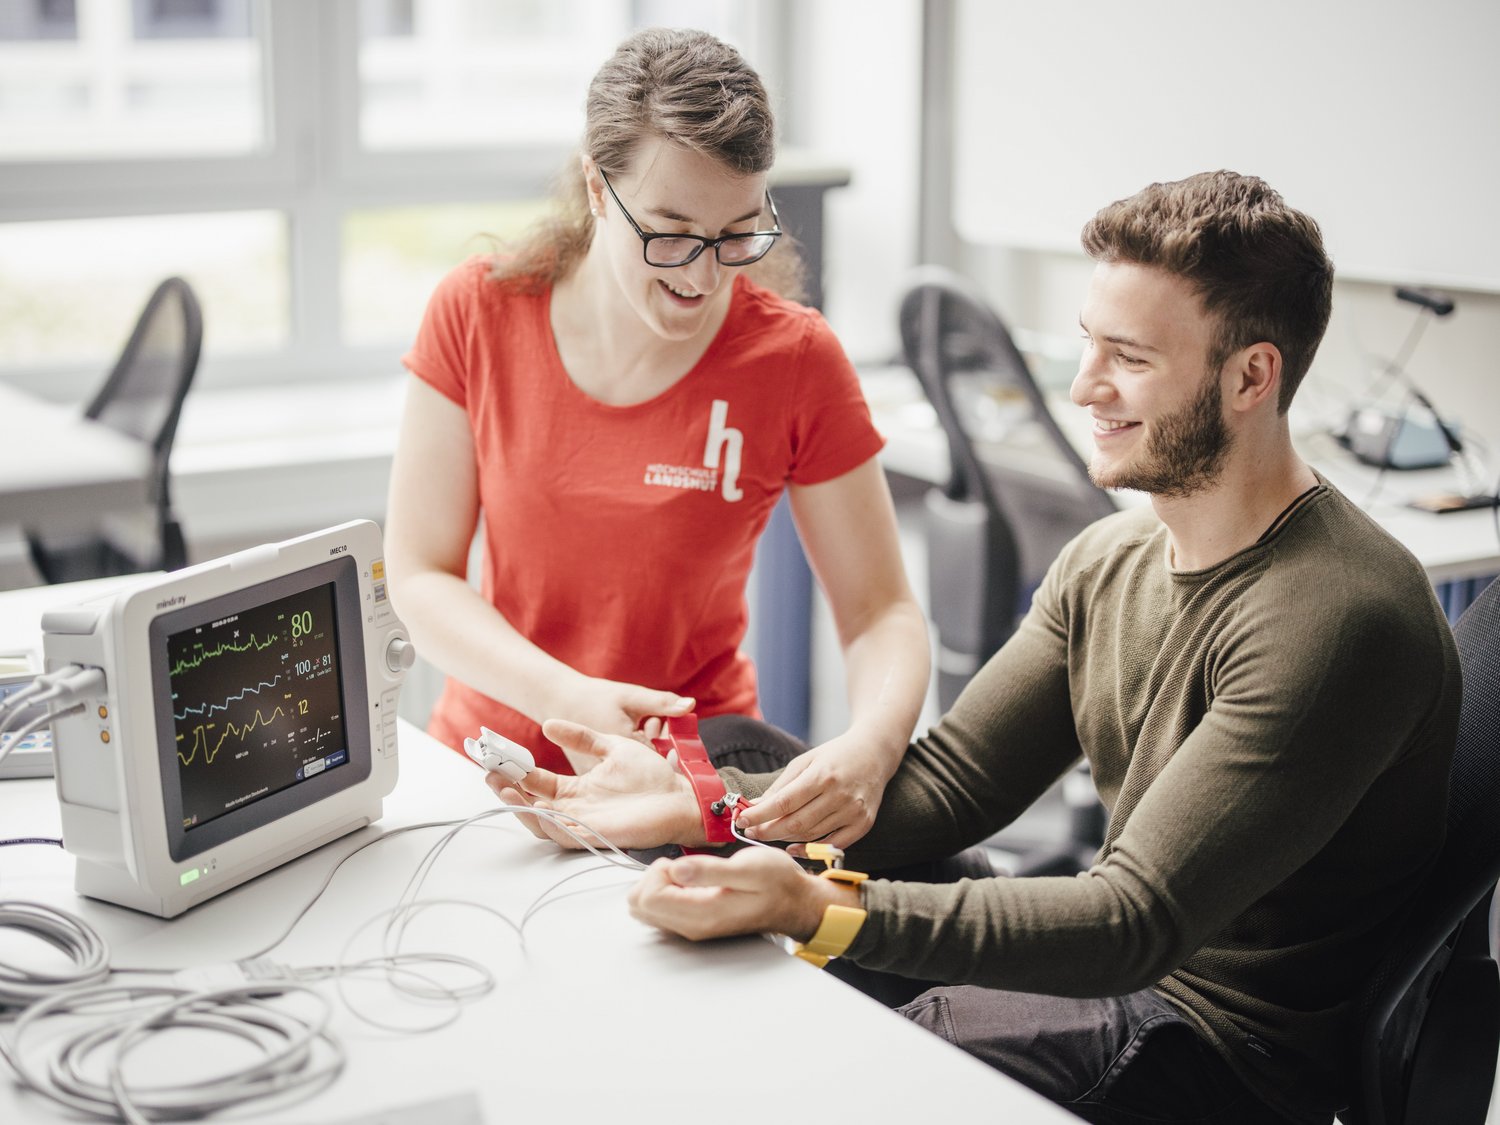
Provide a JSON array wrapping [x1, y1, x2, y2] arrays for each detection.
[[901, 985, 1313, 1124]]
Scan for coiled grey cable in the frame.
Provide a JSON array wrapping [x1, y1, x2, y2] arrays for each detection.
[[2, 980, 342, 1125], [0, 900, 110, 1008], [0, 804, 652, 1120]]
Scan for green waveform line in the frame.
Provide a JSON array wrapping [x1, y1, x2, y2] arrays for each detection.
[[179, 705, 289, 766], [171, 632, 279, 676]]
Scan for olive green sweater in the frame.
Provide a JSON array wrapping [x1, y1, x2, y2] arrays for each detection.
[[723, 484, 1460, 1119]]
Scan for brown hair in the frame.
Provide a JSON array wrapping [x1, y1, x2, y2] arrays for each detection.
[[490, 27, 805, 301], [1080, 171, 1333, 413]]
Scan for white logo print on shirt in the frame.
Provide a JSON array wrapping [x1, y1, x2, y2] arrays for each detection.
[[702, 399, 743, 502], [641, 399, 744, 502]]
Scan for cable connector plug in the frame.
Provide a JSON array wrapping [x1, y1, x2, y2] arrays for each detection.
[[172, 957, 292, 991], [51, 664, 106, 704]]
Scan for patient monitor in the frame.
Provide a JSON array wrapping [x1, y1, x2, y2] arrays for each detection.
[[42, 521, 413, 917]]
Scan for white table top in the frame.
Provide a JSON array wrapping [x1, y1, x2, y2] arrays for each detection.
[[0, 719, 1069, 1122], [0, 561, 1062, 1122], [0, 578, 1069, 1118], [0, 384, 153, 534]]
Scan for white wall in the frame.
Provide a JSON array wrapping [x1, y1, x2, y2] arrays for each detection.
[[788, 0, 923, 363], [945, 0, 1500, 479], [952, 0, 1500, 292]]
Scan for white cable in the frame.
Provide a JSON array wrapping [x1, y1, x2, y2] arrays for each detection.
[[0, 681, 42, 730], [0, 900, 111, 1007], [518, 861, 637, 933], [730, 817, 779, 851], [380, 807, 640, 948], [105, 806, 647, 1041], [45, 665, 106, 702], [330, 898, 514, 1034], [286, 807, 646, 1036], [0, 803, 651, 1118], [0, 683, 50, 740], [0, 663, 104, 743], [2, 980, 343, 1125], [327, 807, 644, 1029], [382, 806, 645, 951], [0, 702, 83, 769]]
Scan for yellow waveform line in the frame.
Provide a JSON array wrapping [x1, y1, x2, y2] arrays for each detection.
[[179, 705, 289, 766], [171, 633, 279, 676]]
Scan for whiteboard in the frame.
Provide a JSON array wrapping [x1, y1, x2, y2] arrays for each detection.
[[953, 0, 1500, 292]]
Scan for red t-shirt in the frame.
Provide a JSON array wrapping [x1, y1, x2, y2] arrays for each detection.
[[402, 256, 884, 771]]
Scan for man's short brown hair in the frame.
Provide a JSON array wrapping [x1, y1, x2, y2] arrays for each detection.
[[1081, 171, 1334, 413]]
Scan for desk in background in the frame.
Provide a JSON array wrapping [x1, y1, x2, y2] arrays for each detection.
[[0, 383, 152, 536], [861, 366, 1500, 616]]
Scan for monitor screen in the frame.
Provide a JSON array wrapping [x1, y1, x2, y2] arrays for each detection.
[[167, 580, 349, 832], [149, 557, 372, 862]]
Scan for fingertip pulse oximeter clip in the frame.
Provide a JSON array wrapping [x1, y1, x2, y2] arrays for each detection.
[[649, 714, 747, 845], [464, 726, 535, 784]]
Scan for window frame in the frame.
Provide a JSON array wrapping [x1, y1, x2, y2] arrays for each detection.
[[0, 0, 787, 400]]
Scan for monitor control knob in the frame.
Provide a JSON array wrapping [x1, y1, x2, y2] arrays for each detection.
[[385, 636, 416, 673]]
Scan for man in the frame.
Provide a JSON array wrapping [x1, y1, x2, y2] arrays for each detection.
[[488, 172, 1461, 1124]]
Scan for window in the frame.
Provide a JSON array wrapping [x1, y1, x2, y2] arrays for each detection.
[[0, 212, 286, 365], [0, 0, 776, 399], [356, 0, 630, 151], [0, 0, 262, 161], [340, 199, 547, 346]]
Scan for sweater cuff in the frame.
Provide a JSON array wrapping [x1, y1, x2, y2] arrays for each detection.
[[843, 877, 895, 962], [715, 767, 780, 801]]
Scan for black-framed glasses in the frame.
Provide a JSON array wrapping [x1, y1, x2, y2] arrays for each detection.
[[599, 169, 782, 268]]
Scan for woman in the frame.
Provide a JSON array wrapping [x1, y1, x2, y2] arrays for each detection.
[[385, 28, 928, 849]]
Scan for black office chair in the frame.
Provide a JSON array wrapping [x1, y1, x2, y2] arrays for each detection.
[[26, 276, 202, 583], [899, 267, 1115, 874], [898, 266, 1114, 708], [1339, 577, 1500, 1125]]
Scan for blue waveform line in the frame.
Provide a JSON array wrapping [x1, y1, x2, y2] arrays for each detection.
[[174, 674, 282, 722]]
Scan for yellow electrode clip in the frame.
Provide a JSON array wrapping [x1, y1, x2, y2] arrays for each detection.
[[791, 844, 869, 967], [804, 842, 847, 868]]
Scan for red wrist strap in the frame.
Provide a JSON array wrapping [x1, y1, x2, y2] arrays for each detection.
[[649, 714, 746, 845]]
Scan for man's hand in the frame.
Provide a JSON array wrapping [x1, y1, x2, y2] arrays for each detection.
[[628, 848, 855, 942], [485, 718, 704, 850], [733, 733, 897, 849]]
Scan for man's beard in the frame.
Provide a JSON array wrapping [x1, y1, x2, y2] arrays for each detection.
[[1089, 372, 1233, 500]]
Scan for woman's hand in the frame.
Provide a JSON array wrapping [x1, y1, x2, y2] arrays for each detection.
[[542, 674, 694, 756], [732, 733, 897, 849], [772, 460, 928, 850], [628, 848, 849, 942], [486, 718, 703, 850]]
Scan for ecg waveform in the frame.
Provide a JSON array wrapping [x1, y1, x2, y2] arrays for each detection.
[[178, 705, 289, 767], [171, 633, 279, 677], [174, 675, 282, 723]]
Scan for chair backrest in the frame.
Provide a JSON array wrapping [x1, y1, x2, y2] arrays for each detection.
[[85, 276, 202, 503], [897, 266, 1114, 591], [1345, 575, 1500, 1125], [899, 267, 1115, 709], [25, 277, 202, 581]]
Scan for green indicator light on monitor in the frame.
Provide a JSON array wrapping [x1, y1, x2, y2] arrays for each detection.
[[180, 868, 201, 886]]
